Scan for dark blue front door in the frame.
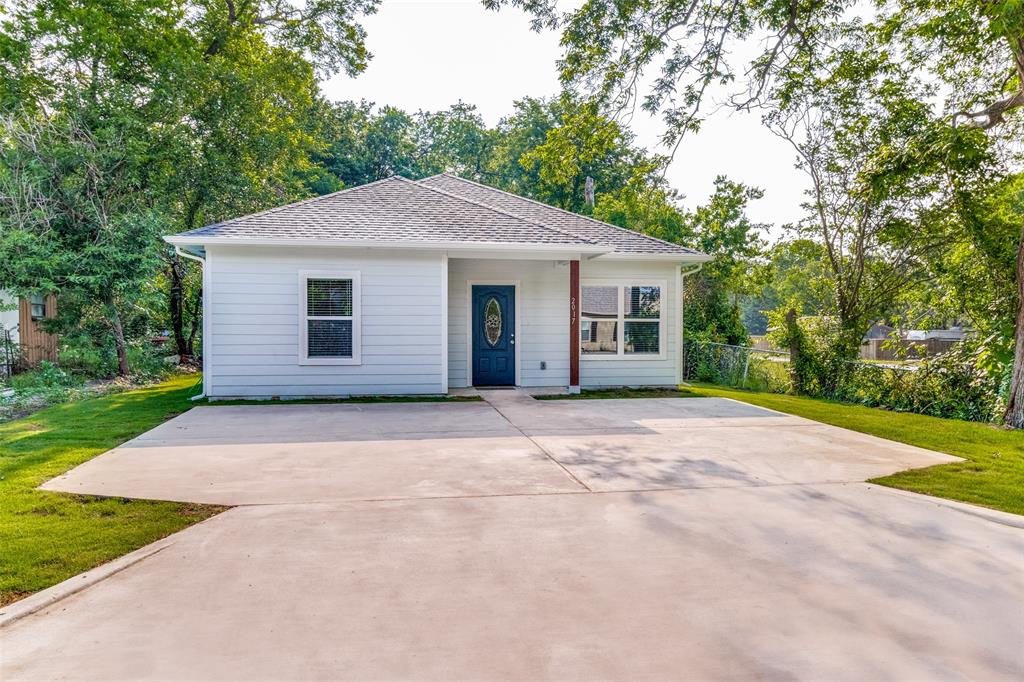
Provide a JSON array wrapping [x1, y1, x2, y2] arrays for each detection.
[[472, 285, 515, 386]]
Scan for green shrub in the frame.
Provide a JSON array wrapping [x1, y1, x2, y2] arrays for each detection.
[[838, 342, 1003, 421], [3, 362, 85, 413], [687, 332, 1004, 423], [125, 343, 177, 382], [9, 361, 82, 393], [60, 337, 175, 381]]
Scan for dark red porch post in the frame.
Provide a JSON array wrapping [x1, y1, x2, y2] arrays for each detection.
[[569, 259, 580, 392]]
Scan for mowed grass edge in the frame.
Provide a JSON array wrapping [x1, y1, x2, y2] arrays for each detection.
[[0, 374, 227, 607], [686, 384, 1024, 516]]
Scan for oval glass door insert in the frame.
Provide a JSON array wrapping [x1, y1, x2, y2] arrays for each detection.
[[484, 297, 502, 346]]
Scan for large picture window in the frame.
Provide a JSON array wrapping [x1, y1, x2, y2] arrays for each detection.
[[581, 281, 664, 357], [299, 272, 361, 365]]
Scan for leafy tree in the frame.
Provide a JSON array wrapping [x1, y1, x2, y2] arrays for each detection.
[[592, 182, 691, 244], [681, 177, 766, 345], [0, 0, 380, 368], [313, 101, 489, 187], [0, 116, 164, 375], [516, 97, 644, 211], [766, 86, 934, 358], [416, 102, 496, 180], [494, 0, 1024, 424], [742, 239, 833, 334], [484, 96, 669, 216]]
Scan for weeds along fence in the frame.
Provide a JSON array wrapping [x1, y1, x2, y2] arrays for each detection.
[[683, 341, 793, 393], [684, 340, 921, 395], [684, 340, 1001, 422]]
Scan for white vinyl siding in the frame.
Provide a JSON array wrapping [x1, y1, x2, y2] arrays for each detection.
[[448, 259, 570, 388], [447, 257, 680, 389], [206, 246, 445, 398]]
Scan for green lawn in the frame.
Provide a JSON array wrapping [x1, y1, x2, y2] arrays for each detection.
[[0, 378, 486, 606], [689, 384, 1024, 516], [540, 384, 1023, 516], [0, 374, 226, 607]]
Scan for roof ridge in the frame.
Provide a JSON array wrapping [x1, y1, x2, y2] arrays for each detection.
[[424, 173, 696, 253], [397, 176, 601, 246], [185, 176, 402, 234]]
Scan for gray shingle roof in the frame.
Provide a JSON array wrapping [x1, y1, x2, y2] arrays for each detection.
[[171, 177, 591, 246], [168, 174, 706, 259], [418, 174, 702, 256]]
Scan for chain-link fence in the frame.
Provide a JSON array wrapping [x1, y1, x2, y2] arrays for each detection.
[[683, 340, 792, 392], [684, 339, 1001, 422], [683, 340, 927, 394]]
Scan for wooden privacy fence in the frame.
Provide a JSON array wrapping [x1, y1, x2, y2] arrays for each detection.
[[857, 338, 960, 361], [750, 335, 962, 361]]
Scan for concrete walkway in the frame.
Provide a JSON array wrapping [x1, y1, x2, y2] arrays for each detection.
[[3, 395, 1023, 681]]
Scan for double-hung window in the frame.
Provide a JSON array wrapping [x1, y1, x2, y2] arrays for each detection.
[[581, 281, 664, 357], [29, 294, 47, 321], [299, 272, 361, 365]]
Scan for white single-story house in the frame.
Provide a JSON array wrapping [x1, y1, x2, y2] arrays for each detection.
[[164, 174, 711, 398]]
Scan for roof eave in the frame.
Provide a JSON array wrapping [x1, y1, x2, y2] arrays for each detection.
[[162, 234, 610, 255], [592, 252, 714, 263]]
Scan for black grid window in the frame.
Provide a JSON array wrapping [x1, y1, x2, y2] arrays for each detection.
[[580, 283, 662, 356], [623, 285, 660, 354]]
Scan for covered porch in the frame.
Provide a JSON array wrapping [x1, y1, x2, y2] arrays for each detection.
[[444, 253, 693, 392]]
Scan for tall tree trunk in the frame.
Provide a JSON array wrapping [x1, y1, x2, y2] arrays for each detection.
[[168, 255, 189, 358], [786, 308, 803, 394], [106, 297, 130, 377], [1004, 228, 1024, 428]]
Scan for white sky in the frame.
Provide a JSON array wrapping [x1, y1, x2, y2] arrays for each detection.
[[321, 0, 807, 236]]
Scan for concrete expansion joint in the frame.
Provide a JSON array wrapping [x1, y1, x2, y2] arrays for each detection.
[[248, 477, 913, 508], [479, 398, 594, 493]]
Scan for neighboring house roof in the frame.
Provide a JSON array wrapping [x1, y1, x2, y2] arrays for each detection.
[[902, 328, 969, 341], [864, 322, 895, 340], [419, 174, 702, 256], [165, 174, 709, 260]]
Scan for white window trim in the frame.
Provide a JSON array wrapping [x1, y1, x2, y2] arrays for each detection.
[[580, 278, 667, 361], [298, 270, 361, 366]]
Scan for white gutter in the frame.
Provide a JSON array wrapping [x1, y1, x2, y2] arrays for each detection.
[[164, 234, 713, 264], [677, 262, 704, 385], [592, 252, 714, 263], [174, 246, 209, 401]]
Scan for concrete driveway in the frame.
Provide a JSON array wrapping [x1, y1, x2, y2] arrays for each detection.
[[3, 393, 1023, 680]]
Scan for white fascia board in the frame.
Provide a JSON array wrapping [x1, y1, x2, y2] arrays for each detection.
[[591, 252, 714, 263], [162, 235, 609, 257]]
